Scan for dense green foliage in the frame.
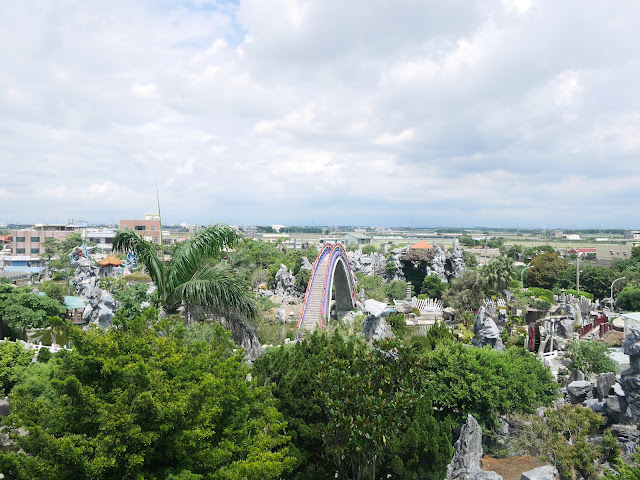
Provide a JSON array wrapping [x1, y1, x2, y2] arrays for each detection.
[[0, 283, 66, 339], [617, 286, 640, 311], [528, 252, 569, 290], [0, 341, 34, 395], [412, 320, 453, 351], [568, 340, 616, 375], [0, 321, 293, 480], [421, 275, 447, 299], [319, 338, 452, 480], [386, 312, 406, 337], [515, 405, 604, 480], [442, 270, 486, 313], [423, 344, 558, 427], [481, 257, 516, 291], [253, 333, 453, 480]]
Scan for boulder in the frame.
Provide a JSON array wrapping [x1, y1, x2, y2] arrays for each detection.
[[451, 239, 466, 279], [520, 465, 559, 480], [276, 308, 286, 324], [566, 381, 593, 404], [274, 264, 298, 300], [597, 372, 617, 401], [300, 256, 313, 270], [446, 415, 483, 480], [558, 320, 574, 338], [567, 369, 585, 383], [583, 398, 605, 413], [465, 470, 503, 480], [362, 316, 394, 342], [363, 299, 388, 318], [610, 424, 639, 457], [472, 307, 505, 351]]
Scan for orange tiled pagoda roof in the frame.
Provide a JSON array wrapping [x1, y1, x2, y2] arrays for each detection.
[[98, 254, 124, 266]]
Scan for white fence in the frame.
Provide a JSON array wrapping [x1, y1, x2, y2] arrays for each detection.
[[411, 297, 443, 313]]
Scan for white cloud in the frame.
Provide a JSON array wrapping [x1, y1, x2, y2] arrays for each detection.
[[1, 0, 640, 227]]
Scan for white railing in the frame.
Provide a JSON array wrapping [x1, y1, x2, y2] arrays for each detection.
[[411, 297, 443, 313], [0, 337, 71, 354]]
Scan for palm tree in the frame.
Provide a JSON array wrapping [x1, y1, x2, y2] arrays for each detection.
[[481, 257, 516, 292], [112, 224, 258, 322]]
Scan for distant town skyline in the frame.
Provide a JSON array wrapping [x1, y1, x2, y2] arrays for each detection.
[[2, 1, 640, 228]]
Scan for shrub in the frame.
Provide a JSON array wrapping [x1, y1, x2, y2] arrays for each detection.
[[617, 286, 640, 311], [36, 347, 52, 363], [568, 340, 616, 375], [526, 287, 555, 302], [386, 312, 406, 338]]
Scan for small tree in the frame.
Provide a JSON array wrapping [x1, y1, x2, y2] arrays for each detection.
[[568, 340, 616, 375], [421, 274, 447, 299]]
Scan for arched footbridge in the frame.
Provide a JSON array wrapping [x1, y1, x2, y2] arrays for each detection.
[[297, 243, 358, 336]]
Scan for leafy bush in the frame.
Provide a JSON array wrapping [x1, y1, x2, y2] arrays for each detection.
[[362, 245, 378, 255], [568, 340, 616, 375], [617, 286, 640, 311], [423, 344, 559, 427], [0, 341, 33, 395], [36, 347, 52, 363], [514, 405, 604, 480], [386, 312, 406, 338], [562, 289, 594, 301], [421, 275, 447, 299], [1, 322, 293, 479], [384, 280, 408, 301], [526, 287, 555, 302]]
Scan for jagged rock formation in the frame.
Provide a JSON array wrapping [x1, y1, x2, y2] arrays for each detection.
[[451, 238, 466, 278], [347, 250, 386, 276], [70, 257, 118, 329], [300, 256, 313, 270], [431, 245, 448, 282], [621, 324, 640, 424], [361, 299, 394, 342], [447, 414, 502, 480], [472, 307, 505, 351], [274, 264, 299, 301], [521, 465, 559, 480]]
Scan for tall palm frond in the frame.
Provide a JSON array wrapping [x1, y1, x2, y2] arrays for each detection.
[[112, 230, 167, 299], [175, 262, 258, 320], [166, 224, 242, 294]]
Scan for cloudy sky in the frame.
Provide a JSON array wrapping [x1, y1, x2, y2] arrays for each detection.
[[2, 0, 639, 228]]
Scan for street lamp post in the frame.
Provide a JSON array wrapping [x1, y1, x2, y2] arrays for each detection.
[[576, 252, 586, 297], [521, 266, 531, 289], [611, 277, 626, 301]]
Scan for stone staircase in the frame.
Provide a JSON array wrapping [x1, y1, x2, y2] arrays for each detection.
[[299, 253, 331, 335]]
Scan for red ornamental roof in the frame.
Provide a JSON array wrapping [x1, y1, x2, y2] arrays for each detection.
[[98, 254, 124, 266], [567, 248, 596, 254], [410, 240, 434, 250]]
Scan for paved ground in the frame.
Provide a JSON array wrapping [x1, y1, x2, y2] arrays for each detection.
[[482, 455, 548, 480]]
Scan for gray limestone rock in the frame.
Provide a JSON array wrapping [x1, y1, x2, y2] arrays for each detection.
[[446, 414, 483, 480], [566, 381, 594, 404], [584, 398, 605, 412], [276, 308, 286, 324], [362, 316, 394, 342], [605, 395, 628, 419], [610, 424, 639, 457], [558, 320, 575, 338], [346, 250, 386, 277], [363, 299, 388, 318], [568, 369, 585, 383], [472, 307, 504, 350], [432, 245, 448, 283], [451, 238, 466, 278], [71, 257, 119, 329], [274, 264, 299, 299], [520, 465, 559, 480], [597, 372, 617, 401], [0, 397, 8, 417], [621, 324, 640, 423], [465, 469, 503, 480], [300, 256, 313, 271]]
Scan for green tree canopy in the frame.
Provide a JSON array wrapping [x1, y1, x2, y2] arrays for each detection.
[[0, 320, 293, 480], [0, 284, 66, 338], [421, 274, 447, 299], [528, 252, 570, 290]]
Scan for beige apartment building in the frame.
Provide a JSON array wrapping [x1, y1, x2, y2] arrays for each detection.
[[9, 223, 85, 256], [119, 213, 162, 244]]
